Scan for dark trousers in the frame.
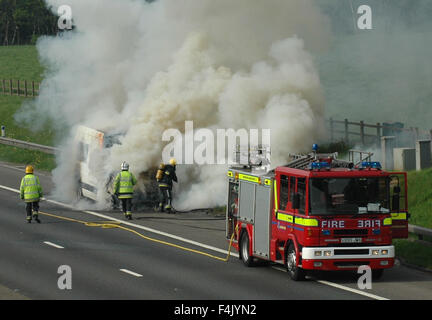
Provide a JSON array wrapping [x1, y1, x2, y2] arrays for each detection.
[[26, 201, 39, 219], [158, 186, 172, 210], [120, 198, 132, 216]]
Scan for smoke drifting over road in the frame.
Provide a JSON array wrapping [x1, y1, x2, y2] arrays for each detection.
[[16, 0, 331, 209]]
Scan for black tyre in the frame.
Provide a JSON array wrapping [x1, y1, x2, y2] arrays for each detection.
[[240, 232, 255, 267], [285, 243, 305, 281]]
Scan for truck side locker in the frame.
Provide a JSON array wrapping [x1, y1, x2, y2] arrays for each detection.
[[390, 172, 409, 238], [253, 182, 272, 259], [239, 180, 255, 224]]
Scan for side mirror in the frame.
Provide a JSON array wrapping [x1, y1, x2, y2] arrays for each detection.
[[392, 194, 400, 212], [292, 193, 300, 210]]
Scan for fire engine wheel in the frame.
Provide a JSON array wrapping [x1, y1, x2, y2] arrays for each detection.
[[240, 232, 255, 267], [285, 243, 305, 281]]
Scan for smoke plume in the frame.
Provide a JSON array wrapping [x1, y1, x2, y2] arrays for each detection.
[[318, 0, 432, 130], [16, 0, 331, 209]]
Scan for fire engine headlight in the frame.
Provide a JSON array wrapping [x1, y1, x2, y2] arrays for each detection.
[[381, 250, 388, 255], [314, 250, 322, 257], [324, 250, 332, 257], [372, 249, 380, 255]]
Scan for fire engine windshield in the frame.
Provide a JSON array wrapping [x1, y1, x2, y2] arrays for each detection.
[[310, 177, 390, 215]]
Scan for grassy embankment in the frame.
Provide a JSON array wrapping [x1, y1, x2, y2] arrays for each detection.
[[393, 168, 432, 270], [0, 45, 56, 171]]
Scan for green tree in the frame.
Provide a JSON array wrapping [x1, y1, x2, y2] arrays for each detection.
[[0, 0, 57, 46]]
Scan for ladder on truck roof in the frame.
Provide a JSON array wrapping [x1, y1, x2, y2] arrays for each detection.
[[283, 152, 354, 170]]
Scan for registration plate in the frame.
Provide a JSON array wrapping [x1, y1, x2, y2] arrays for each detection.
[[341, 237, 362, 243]]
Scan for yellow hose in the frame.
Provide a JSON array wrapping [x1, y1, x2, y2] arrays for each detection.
[[39, 211, 236, 262]]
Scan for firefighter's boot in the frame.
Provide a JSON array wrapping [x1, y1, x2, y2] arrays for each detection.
[[158, 203, 164, 213], [33, 211, 41, 223], [125, 211, 132, 220], [164, 204, 173, 214]]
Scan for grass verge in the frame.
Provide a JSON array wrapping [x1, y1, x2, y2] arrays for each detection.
[[394, 235, 432, 271], [0, 45, 44, 82], [407, 168, 432, 229], [0, 145, 56, 171], [0, 95, 56, 171]]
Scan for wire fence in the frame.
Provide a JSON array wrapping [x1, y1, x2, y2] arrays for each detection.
[[0, 79, 40, 97], [327, 118, 432, 147]]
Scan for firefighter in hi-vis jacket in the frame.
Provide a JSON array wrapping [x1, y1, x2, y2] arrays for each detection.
[[113, 161, 137, 220], [20, 165, 43, 223]]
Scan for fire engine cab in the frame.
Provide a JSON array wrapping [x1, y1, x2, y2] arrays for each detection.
[[226, 146, 409, 280]]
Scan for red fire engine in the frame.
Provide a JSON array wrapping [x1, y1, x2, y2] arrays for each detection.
[[226, 147, 409, 280]]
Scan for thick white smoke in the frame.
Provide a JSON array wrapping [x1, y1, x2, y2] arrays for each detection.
[[17, 0, 331, 209]]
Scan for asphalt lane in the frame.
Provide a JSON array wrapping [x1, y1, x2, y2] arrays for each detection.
[[0, 187, 366, 300], [1, 162, 431, 300]]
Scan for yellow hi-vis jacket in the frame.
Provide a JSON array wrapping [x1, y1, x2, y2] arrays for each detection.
[[113, 170, 137, 199], [20, 174, 43, 202]]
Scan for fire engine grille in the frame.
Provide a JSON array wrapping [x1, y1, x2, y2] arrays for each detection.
[[334, 261, 370, 268], [333, 229, 368, 236], [334, 249, 370, 255]]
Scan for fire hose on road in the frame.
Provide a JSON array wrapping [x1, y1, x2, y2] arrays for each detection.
[[38, 210, 237, 263]]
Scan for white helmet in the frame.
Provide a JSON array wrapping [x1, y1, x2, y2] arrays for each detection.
[[121, 161, 129, 171]]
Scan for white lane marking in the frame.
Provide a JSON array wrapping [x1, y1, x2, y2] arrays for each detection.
[[316, 280, 389, 300], [0, 184, 390, 300], [43, 241, 64, 249], [48, 198, 239, 258], [0, 185, 20, 194], [0, 184, 238, 257], [120, 269, 143, 277], [0, 184, 237, 257]]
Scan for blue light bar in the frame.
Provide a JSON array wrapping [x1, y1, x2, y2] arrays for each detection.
[[310, 162, 330, 170], [361, 161, 382, 169], [371, 161, 381, 169]]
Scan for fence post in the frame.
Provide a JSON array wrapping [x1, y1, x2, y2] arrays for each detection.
[[329, 117, 334, 143], [376, 122, 381, 146], [344, 119, 349, 144], [32, 81, 35, 96], [17, 80, 20, 96], [24, 80, 28, 97], [360, 120, 365, 145], [9, 79, 13, 96]]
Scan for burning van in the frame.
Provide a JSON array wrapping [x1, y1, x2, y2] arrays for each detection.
[[73, 125, 158, 209]]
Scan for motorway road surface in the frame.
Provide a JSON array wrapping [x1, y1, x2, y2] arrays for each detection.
[[0, 161, 431, 301]]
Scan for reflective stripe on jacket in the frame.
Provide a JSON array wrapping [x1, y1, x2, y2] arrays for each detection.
[[20, 174, 43, 202], [114, 170, 137, 199]]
